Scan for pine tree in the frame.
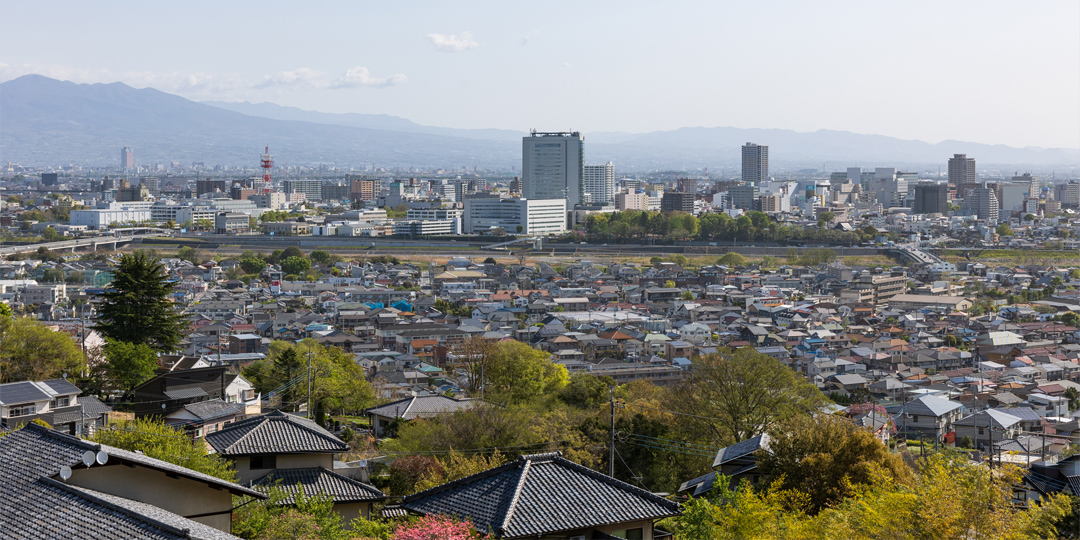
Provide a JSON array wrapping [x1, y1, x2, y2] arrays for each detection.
[[95, 250, 186, 353]]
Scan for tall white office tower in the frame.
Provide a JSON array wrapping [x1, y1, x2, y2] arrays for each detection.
[[741, 143, 769, 184], [522, 131, 584, 207], [583, 162, 615, 206]]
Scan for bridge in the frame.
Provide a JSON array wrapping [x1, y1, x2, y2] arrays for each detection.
[[0, 235, 152, 256]]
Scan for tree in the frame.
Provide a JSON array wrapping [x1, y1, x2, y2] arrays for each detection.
[[1063, 311, 1080, 327], [681, 290, 695, 300], [41, 226, 60, 242], [309, 250, 331, 266], [1066, 387, 1080, 411], [40, 267, 66, 283], [103, 340, 158, 392], [716, 252, 746, 267], [91, 418, 235, 480], [757, 413, 911, 514], [196, 218, 213, 231], [0, 316, 85, 383], [558, 373, 614, 408], [95, 250, 187, 353], [483, 340, 569, 404], [671, 348, 827, 445], [280, 256, 311, 276], [392, 515, 481, 540], [819, 211, 836, 224], [232, 484, 350, 540], [1024, 213, 1036, 221], [483, 257, 497, 265], [245, 340, 376, 417], [997, 223, 1014, 236], [240, 257, 267, 274], [176, 246, 201, 264], [281, 246, 305, 260]]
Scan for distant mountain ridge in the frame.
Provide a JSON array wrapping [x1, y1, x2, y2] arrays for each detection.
[[2, 74, 1077, 169]]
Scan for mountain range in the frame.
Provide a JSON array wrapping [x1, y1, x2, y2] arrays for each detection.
[[2, 74, 1077, 170]]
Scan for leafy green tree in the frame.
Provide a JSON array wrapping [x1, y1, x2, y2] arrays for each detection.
[[95, 250, 187, 353], [1062, 311, 1080, 327], [40, 267, 66, 283], [483, 340, 569, 404], [240, 257, 268, 275], [41, 226, 61, 242], [716, 252, 746, 267], [232, 484, 352, 540], [176, 246, 201, 264], [0, 316, 86, 383], [671, 348, 827, 445], [281, 256, 311, 276], [282, 246, 305, 260], [90, 418, 235, 480], [103, 340, 158, 392], [309, 250, 331, 266], [997, 223, 1014, 236], [558, 373, 614, 408], [758, 413, 911, 514]]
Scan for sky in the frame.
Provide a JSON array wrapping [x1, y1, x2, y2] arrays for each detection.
[[2, 0, 1078, 149]]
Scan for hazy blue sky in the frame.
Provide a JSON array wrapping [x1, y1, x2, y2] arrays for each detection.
[[2, 1, 1078, 149]]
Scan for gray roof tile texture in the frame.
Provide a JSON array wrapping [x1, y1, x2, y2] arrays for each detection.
[[254, 467, 386, 504], [403, 452, 679, 538], [0, 424, 253, 539], [205, 411, 347, 456], [0, 380, 51, 405]]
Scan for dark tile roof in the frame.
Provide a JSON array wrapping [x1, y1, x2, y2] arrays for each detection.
[[0, 424, 256, 539], [0, 380, 50, 405], [78, 396, 113, 416], [204, 411, 347, 456], [164, 387, 209, 400], [178, 399, 243, 422], [254, 467, 386, 504], [43, 378, 81, 396], [402, 452, 680, 538], [712, 434, 770, 468], [677, 471, 719, 497], [365, 395, 478, 420]]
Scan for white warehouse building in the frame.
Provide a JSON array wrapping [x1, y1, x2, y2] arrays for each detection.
[[463, 197, 566, 235], [70, 203, 152, 229]]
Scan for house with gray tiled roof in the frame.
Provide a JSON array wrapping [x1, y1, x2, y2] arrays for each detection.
[[205, 411, 385, 522], [364, 394, 479, 437], [402, 452, 680, 539], [0, 422, 264, 537]]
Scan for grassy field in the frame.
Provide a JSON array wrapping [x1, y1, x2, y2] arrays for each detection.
[[939, 249, 1080, 266]]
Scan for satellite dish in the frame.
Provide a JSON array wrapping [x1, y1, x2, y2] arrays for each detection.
[[82, 450, 95, 467], [59, 466, 72, 481], [96, 451, 108, 465]]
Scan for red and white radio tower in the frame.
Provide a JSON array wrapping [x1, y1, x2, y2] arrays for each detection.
[[260, 146, 273, 193]]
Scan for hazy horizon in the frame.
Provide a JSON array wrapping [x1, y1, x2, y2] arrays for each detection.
[[1, 1, 1078, 151]]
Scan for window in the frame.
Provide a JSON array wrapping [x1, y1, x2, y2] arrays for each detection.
[[612, 529, 644, 540], [250, 455, 277, 470], [9, 404, 36, 417], [51, 397, 70, 409]]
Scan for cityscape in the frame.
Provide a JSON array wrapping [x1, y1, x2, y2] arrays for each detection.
[[1, 2, 1080, 540]]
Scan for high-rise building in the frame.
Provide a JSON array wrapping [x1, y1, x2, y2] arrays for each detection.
[[912, 183, 949, 215], [741, 143, 768, 184], [660, 192, 694, 213], [196, 179, 227, 197], [284, 179, 323, 201], [120, 147, 135, 169], [41, 173, 58, 186], [948, 154, 976, 188], [139, 177, 160, 196], [349, 177, 378, 201], [962, 185, 999, 222], [729, 184, 759, 210], [522, 131, 584, 207], [583, 162, 615, 206], [1055, 182, 1080, 208]]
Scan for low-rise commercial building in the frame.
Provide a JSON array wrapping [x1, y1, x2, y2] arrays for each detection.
[[462, 197, 566, 235]]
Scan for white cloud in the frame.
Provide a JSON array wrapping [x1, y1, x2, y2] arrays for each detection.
[[255, 68, 325, 89], [328, 66, 406, 89], [427, 31, 479, 52]]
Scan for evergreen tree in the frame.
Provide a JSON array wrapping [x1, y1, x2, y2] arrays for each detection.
[[95, 250, 186, 353], [274, 347, 304, 409]]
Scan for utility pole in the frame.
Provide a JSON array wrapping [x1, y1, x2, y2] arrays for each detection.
[[609, 386, 615, 477], [306, 343, 314, 419]]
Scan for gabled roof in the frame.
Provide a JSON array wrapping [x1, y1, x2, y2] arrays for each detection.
[[364, 395, 478, 420], [906, 396, 963, 417], [402, 452, 680, 538], [0, 423, 261, 539], [204, 411, 347, 456], [254, 467, 385, 504]]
